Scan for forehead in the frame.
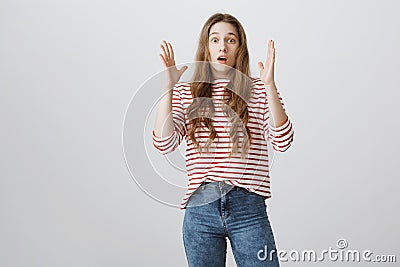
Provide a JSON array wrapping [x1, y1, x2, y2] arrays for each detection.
[[209, 22, 238, 37]]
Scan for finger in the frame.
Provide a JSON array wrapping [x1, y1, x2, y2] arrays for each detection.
[[266, 40, 272, 62], [162, 40, 169, 59], [271, 41, 276, 57], [179, 65, 188, 75], [269, 46, 275, 61], [159, 54, 168, 67], [258, 61, 264, 71], [168, 42, 175, 60], [267, 52, 274, 67], [160, 42, 168, 59], [167, 43, 176, 65], [164, 40, 171, 59], [271, 49, 276, 68], [270, 40, 273, 57]]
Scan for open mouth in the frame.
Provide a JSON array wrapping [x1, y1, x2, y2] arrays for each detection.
[[217, 56, 228, 64]]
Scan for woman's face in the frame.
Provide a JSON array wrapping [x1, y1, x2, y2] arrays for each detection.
[[208, 22, 239, 74]]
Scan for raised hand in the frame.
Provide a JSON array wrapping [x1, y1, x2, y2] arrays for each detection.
[[258, 39, 276, 86], [159, 40, 188, 87]]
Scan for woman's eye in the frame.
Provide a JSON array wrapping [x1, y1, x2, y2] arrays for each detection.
[[212, 38, 218, 43], [228, 39, 236, 43]]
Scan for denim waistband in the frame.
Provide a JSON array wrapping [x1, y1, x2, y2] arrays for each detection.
[[201, 181, 242, 191], [187, 181, 249, 208]]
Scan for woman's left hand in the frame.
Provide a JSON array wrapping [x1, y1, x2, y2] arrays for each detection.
[[258, 39, 276, 86]]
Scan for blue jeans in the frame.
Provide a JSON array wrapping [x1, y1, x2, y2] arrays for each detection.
[[183, 181, 280, 267]]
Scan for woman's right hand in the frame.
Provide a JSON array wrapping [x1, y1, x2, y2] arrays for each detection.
[[159, 40, 188, 88]]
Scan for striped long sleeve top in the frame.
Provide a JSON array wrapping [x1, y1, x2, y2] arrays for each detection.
[[152, 77, 294, 210]]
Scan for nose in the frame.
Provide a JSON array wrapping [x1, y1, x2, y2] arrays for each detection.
[[219, 44, 227, 52]]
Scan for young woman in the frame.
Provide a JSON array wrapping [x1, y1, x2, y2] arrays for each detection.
[[152, 13, 294, 267]]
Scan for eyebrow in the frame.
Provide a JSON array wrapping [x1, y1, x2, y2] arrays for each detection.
[[209, 32, 238, 38]]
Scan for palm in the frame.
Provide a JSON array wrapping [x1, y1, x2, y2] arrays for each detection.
[[159, 40, 187, 87], [258, 40, 276, 86]]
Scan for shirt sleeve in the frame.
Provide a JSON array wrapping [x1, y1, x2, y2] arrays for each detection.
[[263, 88, 294, 153], [152, 83, 186, 155]]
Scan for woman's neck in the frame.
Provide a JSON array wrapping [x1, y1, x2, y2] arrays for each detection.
[[210, 68, 233, 80]]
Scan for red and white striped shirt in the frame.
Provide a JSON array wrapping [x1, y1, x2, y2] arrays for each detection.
[[152, 77, 294, 210]]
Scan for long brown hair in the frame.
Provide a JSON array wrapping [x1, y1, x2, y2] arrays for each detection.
[[187, 13, 252, 159]]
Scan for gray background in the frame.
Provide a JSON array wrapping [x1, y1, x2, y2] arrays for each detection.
[[1, 0, 399, 266]]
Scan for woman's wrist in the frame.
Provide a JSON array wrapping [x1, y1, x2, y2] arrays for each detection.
[[262, 80, 277, 90], [162, 83, 176, 92]]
